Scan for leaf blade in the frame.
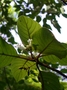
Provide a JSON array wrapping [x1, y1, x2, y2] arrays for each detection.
[[17, 15, 41, 45], [32, 27, 67, 59], [40, 71, 61, 90]]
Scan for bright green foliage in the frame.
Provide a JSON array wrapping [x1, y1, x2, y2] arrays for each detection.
[[0, 37, 17, 67], [11, 59, 36, 81], [61, 82, 67, 90], [24, 75, 41, 90], [17, 15, 41, 45]]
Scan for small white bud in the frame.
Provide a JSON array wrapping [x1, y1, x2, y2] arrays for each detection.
[[27, 39, 32, 47]]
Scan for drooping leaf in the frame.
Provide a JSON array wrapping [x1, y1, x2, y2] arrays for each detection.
[[17, 15, 41, 45], [11, 59, 36, 82], [0, 37, 17, 68], [32, 27, 67, 59], [40, 71, 61, 90]]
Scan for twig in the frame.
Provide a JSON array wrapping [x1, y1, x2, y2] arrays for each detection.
[[38, 61, 67, 78]]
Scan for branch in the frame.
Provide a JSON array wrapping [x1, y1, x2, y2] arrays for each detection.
[[0, 53, 35, 62], [38, 61, 67, 78], [1, 53, 67, 78]]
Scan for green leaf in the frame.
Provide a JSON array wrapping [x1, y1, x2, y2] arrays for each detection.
[[24, 77, 41, 90], [62, 14, 67, 18], [11, 59, 36, 82], [61, 69, 67, 73], [0, 37, 36, 81], [40, 71, 61, 90], [36, 15, 41, 22], [0, 37, 17, 68], [51, 19, 61, 33], [44, 55, 67, 65], [17, 15, 41, 45], [61, 82, 67, 90], [32, 27, 67, 59]]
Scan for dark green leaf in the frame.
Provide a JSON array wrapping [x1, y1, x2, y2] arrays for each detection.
[[36, 15, 41, 22], [51, 19, 61, 33], [61, 69, 67, 73], [40, 71, 61, 90], [62, 14, 67, 18]]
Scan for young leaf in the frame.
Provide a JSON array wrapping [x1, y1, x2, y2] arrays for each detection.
[[32, 27, 67, 59], [17, 15, 41, 45], [40, 71, 61, 90]]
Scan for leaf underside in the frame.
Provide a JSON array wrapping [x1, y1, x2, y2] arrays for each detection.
[[17, 15, 41, 45], [32, 27, 67, 59]]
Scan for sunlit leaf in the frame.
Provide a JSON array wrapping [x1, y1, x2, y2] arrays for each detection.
[[0, 36, 36, 81], [17, 15, 41, 45], [61, 82, 67, 90], [32, 27, 67, 59], [11, 59, 36, 82], [0, 37, 17, 68]]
